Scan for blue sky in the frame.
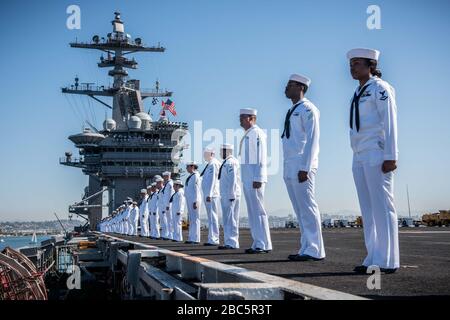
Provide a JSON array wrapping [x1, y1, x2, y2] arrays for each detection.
[[0, 0, 449, 221]]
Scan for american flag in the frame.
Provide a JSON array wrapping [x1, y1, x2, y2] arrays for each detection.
[[162, 99, 177, 116]]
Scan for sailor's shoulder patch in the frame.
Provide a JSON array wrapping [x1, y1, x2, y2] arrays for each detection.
[[379, 90, 388, 101], [301, 102, 318, 120], [373, 80, 393, 101]]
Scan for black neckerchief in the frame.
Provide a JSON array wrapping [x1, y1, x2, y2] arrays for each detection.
[[281, 101, 304, 139], [169, 191, 178, 203], [218, 159, 228, 180], [350, 83, 371, 132], [161, 181, 169, 193], [186, 172, 195, 186], [200, 163, 209, 176]]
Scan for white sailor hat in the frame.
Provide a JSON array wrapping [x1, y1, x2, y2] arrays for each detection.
[[162, 171, 171, 176], [204, 146, 215, 153], [132, 201, 138, 205], [146, 185, 152, 189], [289, 74, 311, 87], [155, 177, 164, 182], [239, 108, 258, 116], [186, 161, 198, 166], [221, 144, 234, 150], [140, 189, 147, 193], [347, 48, 380, 61], [173, 179, 184, 186]]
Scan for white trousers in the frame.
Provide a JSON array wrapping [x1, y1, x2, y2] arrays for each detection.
[[129, 214, 138, 236], [243, 183, 272, 251], [187, 200, 201, 243], [173, 212, 183, 242], [123, 220, 129, 235], [134, 218, 139, 236], [140, 212, 150, 237], [150, 212, 160, 238], [353, 150, 399, 269], [127, 215, 134, 235], [284, 169, 325, 259], [221, 197, 240, 248], [166, 204, 174, 239], [160, 209, 170, 239], [205, 197, 220, 245]]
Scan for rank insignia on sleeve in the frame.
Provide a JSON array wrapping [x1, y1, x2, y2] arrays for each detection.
[[379, 90, 388, 101]]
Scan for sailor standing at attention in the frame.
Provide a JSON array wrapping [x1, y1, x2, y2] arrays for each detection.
[[124, 199, 132, 235], [171, 180, 186, 242], [161, 171, 175, 240], [131, 201, 140, 236], [157, 176, 168, 239], [184, 161, 202, 244], [118, 204, 126, 234], [139, 189, 150, 237], [152, 178, 164, 239], [201, 147, 221, 246], [283, 74, 325, 261], [218, 144, 241, 250], [239, 108, 272, 254], [347, 48, 399, 274]]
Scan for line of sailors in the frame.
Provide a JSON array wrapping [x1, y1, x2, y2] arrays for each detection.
[[98, 143, 246, 250], [99, 48, 400, 274]]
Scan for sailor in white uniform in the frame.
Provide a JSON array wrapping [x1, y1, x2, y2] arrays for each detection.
[[239, 108, 272, 254], [161, 172, 175, 240], [184, 161, 202, 244], [171, 180, 186, 242], [139, 189, 150, 237], [218, 144, 241, 250], [117, 205, 126, 234], [283, 74, 326, 261], [130, 201, 139, 236], [200, 147, 221, 246], [151, 178, 164, 239], [119, 204, 127, 234], [347, 48, 399, 274], [123, 199, 132, 235]]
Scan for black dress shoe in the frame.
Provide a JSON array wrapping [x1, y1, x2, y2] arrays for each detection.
[[203, 243, 217, 246], [245, 248, 270, 254], [218, 245, 235, 250], [353, 265, 368, 274], [380, 268, 398, 274], [184, 241, 193, 244], [288, 254, 324, 261]]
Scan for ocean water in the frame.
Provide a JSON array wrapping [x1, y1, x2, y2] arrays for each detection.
[[0, 235, 52, 251]]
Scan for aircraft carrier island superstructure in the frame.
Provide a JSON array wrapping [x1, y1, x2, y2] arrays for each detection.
[[60, 12, 188, 230]]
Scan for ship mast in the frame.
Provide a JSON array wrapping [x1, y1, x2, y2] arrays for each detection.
[[62, 11, 171, 129]]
